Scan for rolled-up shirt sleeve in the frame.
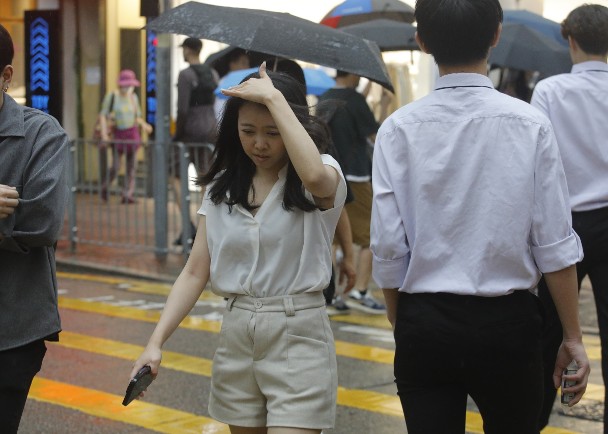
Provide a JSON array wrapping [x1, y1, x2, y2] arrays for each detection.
[[530, 125, 583, 272], [370, 134, 410, 289]]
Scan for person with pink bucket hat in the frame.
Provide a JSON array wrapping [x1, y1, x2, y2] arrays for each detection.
[[98, 69, 152, 204]]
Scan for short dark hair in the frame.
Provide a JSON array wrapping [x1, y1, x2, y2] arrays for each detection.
[[275, 59, 306, 90], [180, 37, 202, 54], [198, 71, 330, 213], [561, 4, 608, 55], [0, 24, 14, 71], [415, 0, 503, 66]]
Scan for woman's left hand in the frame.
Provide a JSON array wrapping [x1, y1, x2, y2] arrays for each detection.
[[221, 62, 279, 105]]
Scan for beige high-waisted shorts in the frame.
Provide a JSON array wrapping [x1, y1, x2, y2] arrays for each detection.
[[208, 292, 338, 429]]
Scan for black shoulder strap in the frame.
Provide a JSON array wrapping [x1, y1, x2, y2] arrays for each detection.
[[109, 91, 116, 113], [192, 64, 217, 88]]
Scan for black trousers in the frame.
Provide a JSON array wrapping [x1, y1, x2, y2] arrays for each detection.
[[394, 290, 543, 434], [0, 339, 47, 434], [323, 266, 337, 305], [538, 206, 608, 431]]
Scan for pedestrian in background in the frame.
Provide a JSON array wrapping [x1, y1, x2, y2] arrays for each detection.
[[274, 58, 357, 311], [319, 71, 391, 314], [530, 4, 608, 430], [172, 37, 218, 247], [131, 63, 346, 433], [211, 47, 251, 120], [98, 69, 152, 204], [371, 1, 589, 432], [0, 23, 69, 434]]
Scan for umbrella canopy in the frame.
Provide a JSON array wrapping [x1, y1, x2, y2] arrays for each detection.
[[339, 19, 418, 51], [147, 1, 393, 91], [503, 10, 568, 48], [215, 67, 336, 98], [489, 23, 572, 76], [321, 0, 415, 28]]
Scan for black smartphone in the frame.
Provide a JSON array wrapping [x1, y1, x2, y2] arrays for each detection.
[[122, 365, 154, 406]]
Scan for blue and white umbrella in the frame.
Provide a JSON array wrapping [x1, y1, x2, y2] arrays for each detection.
[[215, 67, 335, 99]]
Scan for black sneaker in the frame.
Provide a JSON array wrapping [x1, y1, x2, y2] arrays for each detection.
[[347, 289, 386, 314], [326, 296, 350, 316], [174, 222, 196, 246]]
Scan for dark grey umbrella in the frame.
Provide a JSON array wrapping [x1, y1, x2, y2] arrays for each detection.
[[147, 1, 393, 91], [339, 19, 418, 51], [489, 23, 571, 76]]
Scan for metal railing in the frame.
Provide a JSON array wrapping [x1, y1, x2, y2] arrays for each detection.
[[63, 138, 214, 259]]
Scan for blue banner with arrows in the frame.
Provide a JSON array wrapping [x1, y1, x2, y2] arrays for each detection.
[[25, 9, 61, 123]]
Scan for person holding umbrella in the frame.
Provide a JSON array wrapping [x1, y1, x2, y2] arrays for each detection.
[[131, 62, 346, 433], [530, 4, 608, 430], [371, 0, 589, 432]]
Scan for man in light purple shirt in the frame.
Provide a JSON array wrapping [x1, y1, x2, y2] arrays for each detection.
[[530, 4, 608, 430], [370, 1, 590, 432]]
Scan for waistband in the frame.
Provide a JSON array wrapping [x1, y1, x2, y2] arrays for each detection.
[[226, 292, 326, 317]]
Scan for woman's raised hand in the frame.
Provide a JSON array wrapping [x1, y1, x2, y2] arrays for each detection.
[[221, 62, 280, 105]]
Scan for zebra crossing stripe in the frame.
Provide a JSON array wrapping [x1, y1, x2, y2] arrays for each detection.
[[29, 377, 228, 434], [49, 331, 580, 434], [58, 296, 394, 364]]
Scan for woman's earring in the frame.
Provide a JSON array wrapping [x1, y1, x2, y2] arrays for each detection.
[[2, 83, 8, 92]]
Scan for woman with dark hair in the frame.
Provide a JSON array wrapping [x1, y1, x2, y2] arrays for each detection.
[[131, 62, 346, 434]]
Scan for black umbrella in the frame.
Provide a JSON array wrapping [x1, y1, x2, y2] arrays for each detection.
[[147, 1, 393, 91], [339, 19, 418, 51], [321, 0, 415, 28], [489, 23, 571, 76]]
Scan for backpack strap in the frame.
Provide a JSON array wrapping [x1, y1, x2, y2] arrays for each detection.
[[108, 91, 116, 114]]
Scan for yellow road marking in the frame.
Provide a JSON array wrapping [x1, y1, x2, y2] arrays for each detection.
[[29, 378, 228, 434], [58, 272, 601, 357], [58, 297, 393, 364], [331, 313, 391, 329], [54, 272, 590, 434], [58, 272, 391, 327], [59, 296, 221, 332], [58, 272, 601, 360], [580, 383, 605, 401], [51, 331, 579, 434], [583, 335, 601, 360], [56, 331, 212, 376], [61, 295, 603, 366]]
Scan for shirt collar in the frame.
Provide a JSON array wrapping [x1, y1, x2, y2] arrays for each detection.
[[571, 61, 608, 74], [434, 73, 494, 91], [0, 94, 25, 138]]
